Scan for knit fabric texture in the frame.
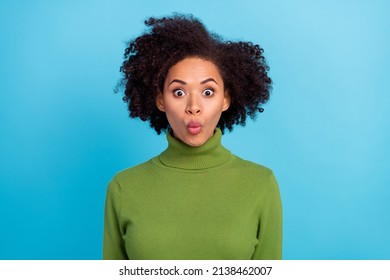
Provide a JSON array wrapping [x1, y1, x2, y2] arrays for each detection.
[[103, 129, 282, 259]]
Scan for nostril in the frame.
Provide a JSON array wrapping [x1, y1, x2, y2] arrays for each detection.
[[186, 106, 201, 115]]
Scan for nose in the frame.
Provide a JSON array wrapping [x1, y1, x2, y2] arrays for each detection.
[[186, 94, 202, 115]]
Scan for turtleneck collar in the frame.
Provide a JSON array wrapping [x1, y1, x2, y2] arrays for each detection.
[[158, 128, 232, 170]]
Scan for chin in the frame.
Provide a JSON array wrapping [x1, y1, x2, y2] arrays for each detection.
[[183, 136, 206, 147], [185, 140, 204, 147]]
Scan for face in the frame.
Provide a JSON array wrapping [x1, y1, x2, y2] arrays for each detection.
[[156, 57, 230, 147]]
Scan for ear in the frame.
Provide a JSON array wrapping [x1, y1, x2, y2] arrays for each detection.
[[155, 92, 165, 112], [222, 91, 231, 112]]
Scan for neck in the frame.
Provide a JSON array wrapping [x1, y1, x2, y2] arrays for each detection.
[[158, 128, 232, 170]]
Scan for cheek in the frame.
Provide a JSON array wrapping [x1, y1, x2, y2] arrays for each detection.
[[205, 100, 225, 116], [163, 95, 188, 114], [163, 103, 182, 126], [164, 104, 181, 118]]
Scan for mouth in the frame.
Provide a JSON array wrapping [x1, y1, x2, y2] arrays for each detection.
[[187, 120, 202, 135]]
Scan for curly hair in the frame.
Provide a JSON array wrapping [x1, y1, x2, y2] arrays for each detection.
[[116, 13, 272, 134]]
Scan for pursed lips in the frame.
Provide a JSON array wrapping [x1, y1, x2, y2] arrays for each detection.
[[187, 120, 202, 135]]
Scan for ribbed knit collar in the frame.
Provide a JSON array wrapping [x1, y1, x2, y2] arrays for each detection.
[[158, 128, 232, 170]]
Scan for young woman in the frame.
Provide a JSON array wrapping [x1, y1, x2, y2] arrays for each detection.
[[103, 14, 282, 260]]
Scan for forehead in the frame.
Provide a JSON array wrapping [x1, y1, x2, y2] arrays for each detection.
[[166, 57, 222, 81]]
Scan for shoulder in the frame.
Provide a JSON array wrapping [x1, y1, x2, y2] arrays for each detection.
[[230, 155, 279, 192], [110, 158, 156, 184], [232, 155, 275, 177]]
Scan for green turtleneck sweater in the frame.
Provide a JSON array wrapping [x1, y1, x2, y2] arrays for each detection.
[[103, 129, 282, 260]]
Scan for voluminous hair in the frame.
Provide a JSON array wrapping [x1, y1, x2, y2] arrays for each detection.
[[116, 13, 272, 134]]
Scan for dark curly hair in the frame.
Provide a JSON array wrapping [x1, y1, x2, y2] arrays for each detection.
[[116, 13, 272, 134]]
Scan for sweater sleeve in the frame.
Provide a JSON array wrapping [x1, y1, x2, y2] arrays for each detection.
[[251, 172, 283, 260], [103, 178, 128, 260]]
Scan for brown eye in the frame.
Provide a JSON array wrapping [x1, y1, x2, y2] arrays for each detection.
[[203, 89, 214, 97], [173, 89, 186, 97]]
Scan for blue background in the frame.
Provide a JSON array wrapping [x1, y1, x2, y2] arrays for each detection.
[[0, 0, 389, 259]]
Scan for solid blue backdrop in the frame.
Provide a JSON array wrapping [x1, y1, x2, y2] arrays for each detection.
[[0, 0, 389, 259]]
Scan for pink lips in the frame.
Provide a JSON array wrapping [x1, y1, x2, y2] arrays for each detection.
[[187, 121, 201, 135]]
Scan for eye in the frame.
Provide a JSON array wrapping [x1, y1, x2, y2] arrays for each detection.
[[173, 89, 186, 97], [203, 89, 214, 97]]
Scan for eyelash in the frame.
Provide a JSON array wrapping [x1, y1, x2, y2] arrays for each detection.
[[172, 88, 215, 97], [203, 88, 214, 97], [173, 89, 186, 97]]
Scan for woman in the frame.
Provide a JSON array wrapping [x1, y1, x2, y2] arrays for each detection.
[[103, 14, 282, 260]]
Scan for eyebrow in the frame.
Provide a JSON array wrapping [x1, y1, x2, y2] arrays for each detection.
[[169, 78, 218, 86], [169, 79, 186, 85], [201, 78, 218, 85]]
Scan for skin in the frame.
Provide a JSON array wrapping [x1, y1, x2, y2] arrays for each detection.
[[156, 57, 230, 147]]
